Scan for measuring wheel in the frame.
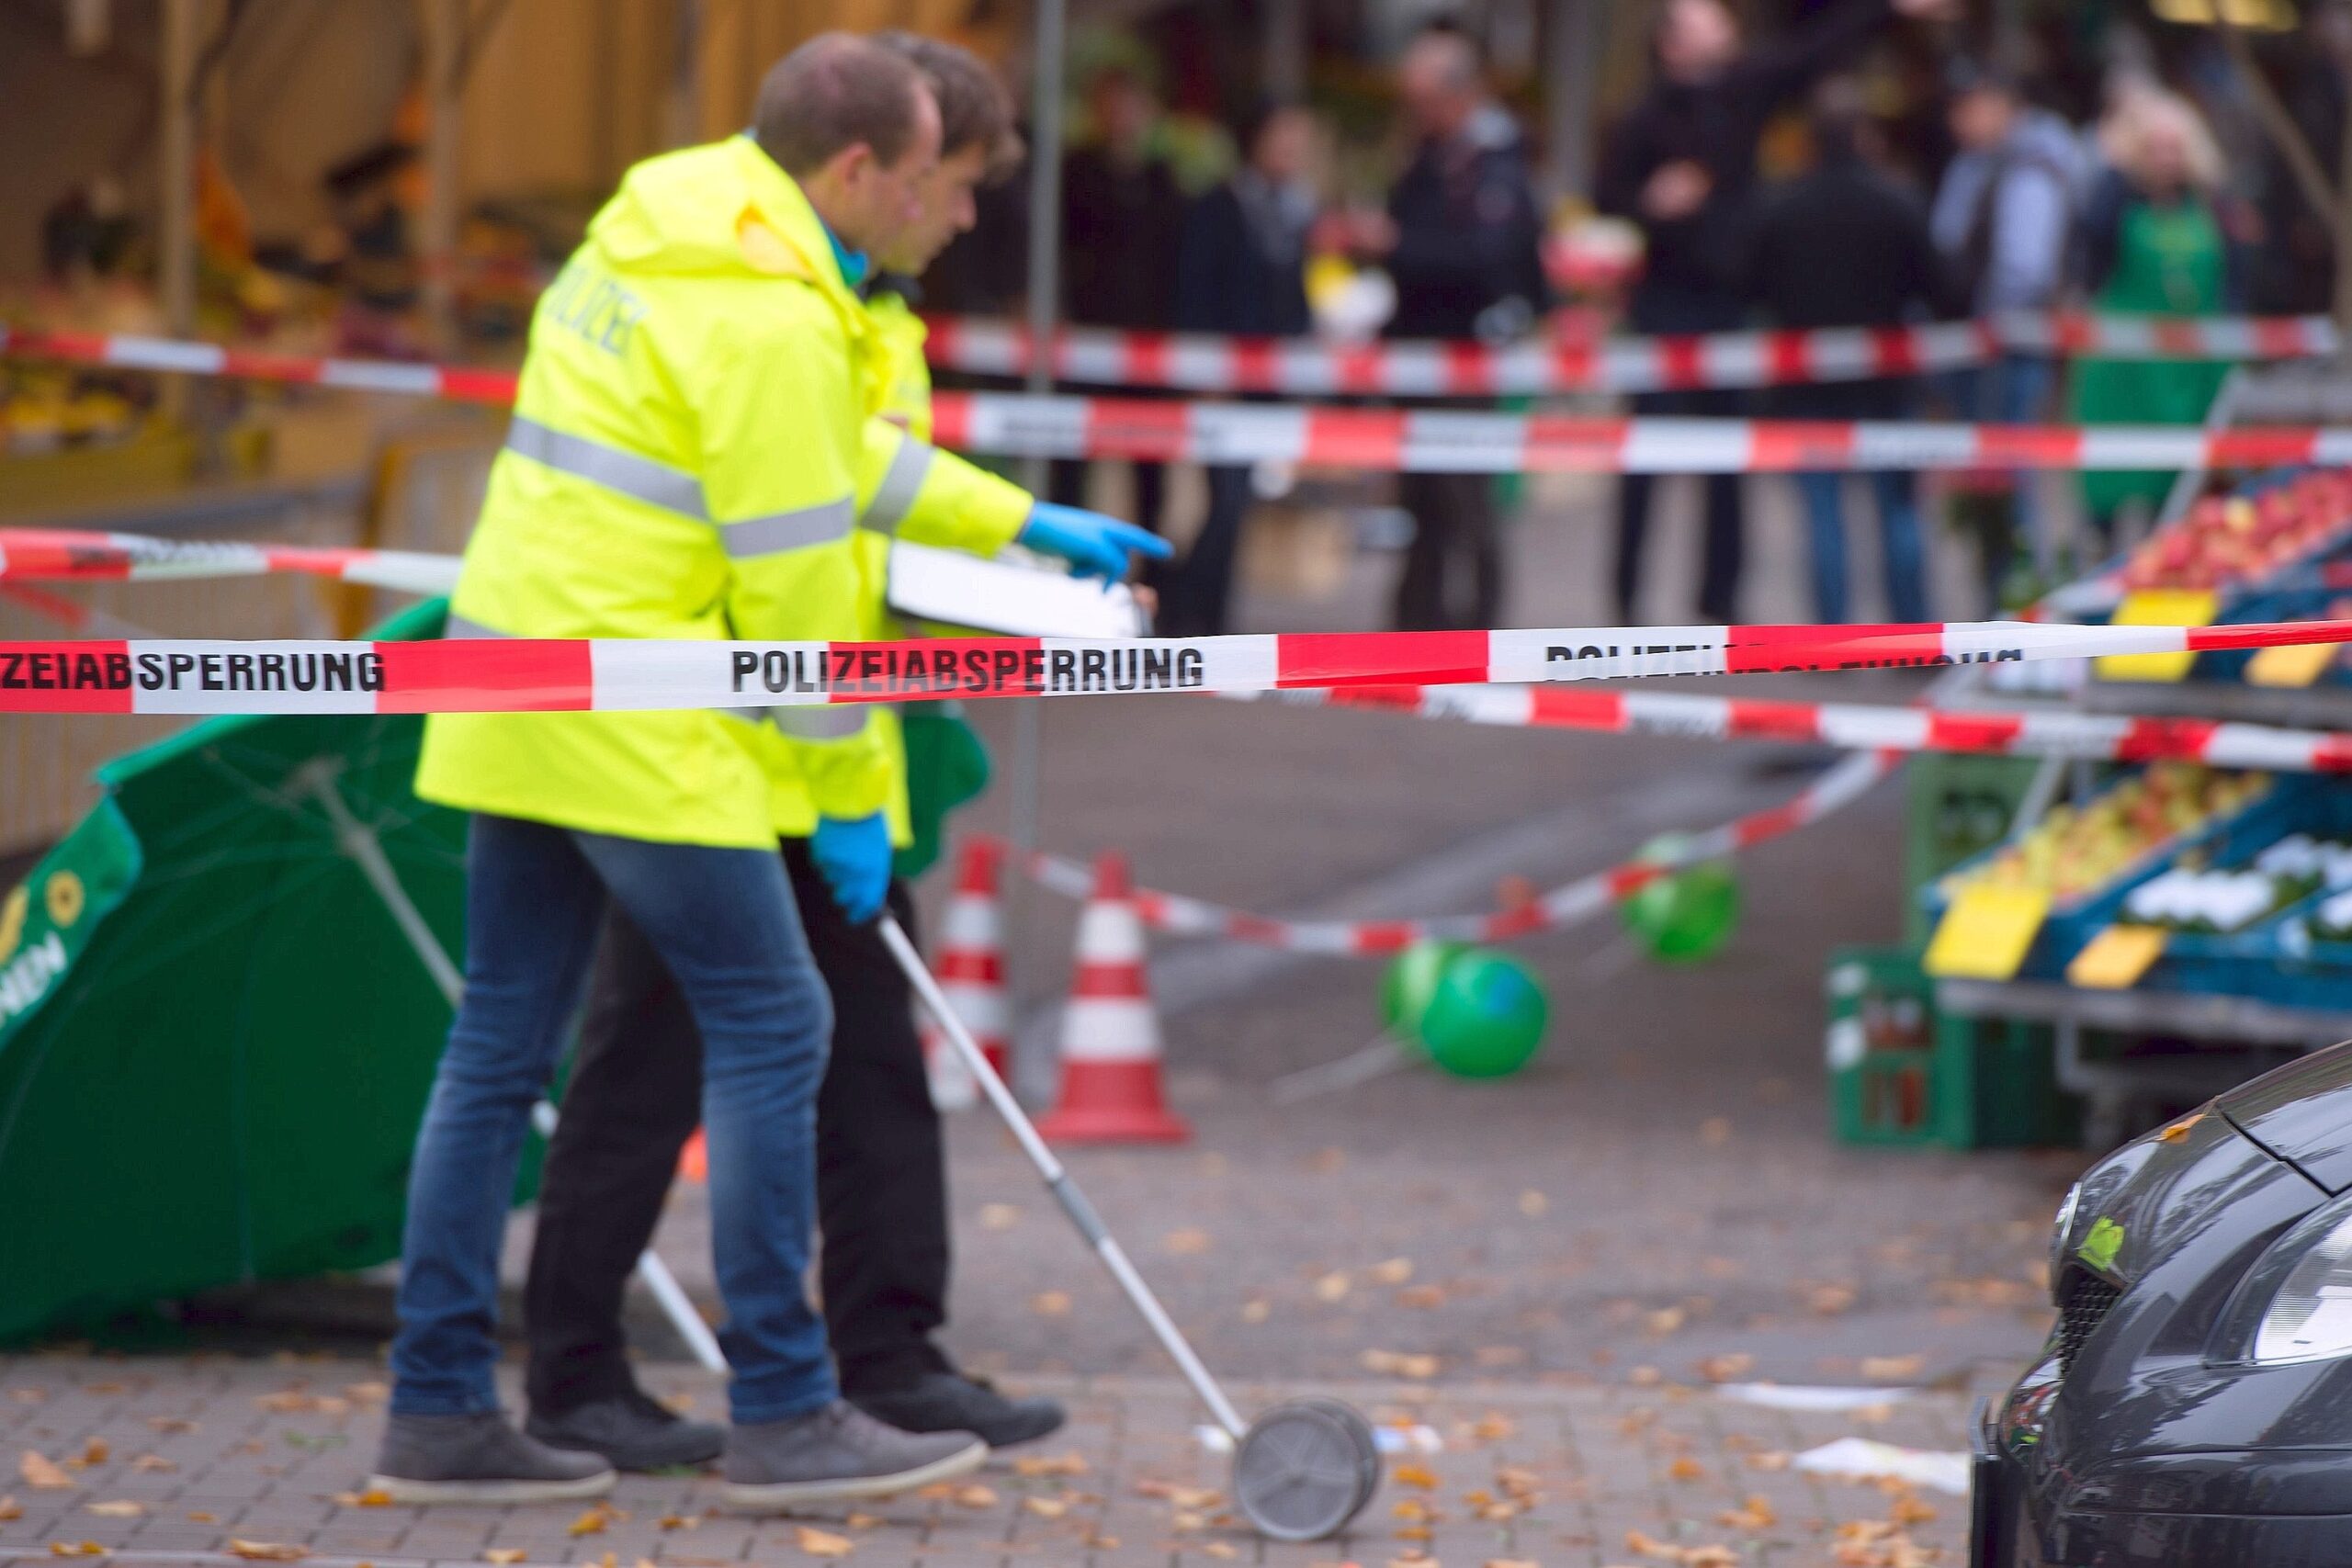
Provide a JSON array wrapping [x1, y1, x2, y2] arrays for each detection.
[[1231, 1398, 1383, 1541]]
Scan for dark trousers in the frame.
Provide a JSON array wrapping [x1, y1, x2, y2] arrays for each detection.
[[525, 845, 951, 1414], [1157, 465, 1251, 636], [1614, 389, 1747, 624], [1394, 470, 1502, 631]]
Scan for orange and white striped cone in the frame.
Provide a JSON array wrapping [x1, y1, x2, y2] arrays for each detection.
[[1035, 852, 1190, 1145], [919, 838, 1009, 1111]]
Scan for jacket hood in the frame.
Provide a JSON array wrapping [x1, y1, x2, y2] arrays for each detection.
[[585, 137, 848, 294]]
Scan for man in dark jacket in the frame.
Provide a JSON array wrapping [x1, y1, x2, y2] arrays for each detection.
[[1743, 81, 1954, 623], [1167, 102, 1318, 635], [1052, 66, 1184, 537], [1362, 26, 1546, 631], [1598, 0, 1945, 624]]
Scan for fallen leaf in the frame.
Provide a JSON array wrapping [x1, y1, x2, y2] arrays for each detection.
[[1083, 1531, 1118, 1551], [1135, 1481, 1223, 1510], [1624, 1529, 1738, 1566], [1644, 1306, 1686, 1337], [1484, 1561, 1540, 1568], [1315, 1271, 1351, 1303], [186, 1513, 216, 1525], [1393, 1524, 1433, 1541], [1696, 1352, 1754, 1382], [1390, 1461, 1439, 1491], [657, 1515, 698, 1531], [331, 1490, 390, 1508], [1020, 1495, 1069, 1519], [1363, 1349, 1441, 1380], [953, 1483, 998, 1509], [1860, 1354, 1925, 1382], [1240, 1298, 1272, 1323], [48, 1543, 104, 1557], [1163, 1227, 1211, 1255], [1699, 1115, 1733, 1145], [144, 1419, 194, 1435], [1719, 1494, 1778, 1530], [1518, 1189, 1548, 1217], [343, 1382, 389, 1405], [84, 1503, 143, 1518], [227, 1542, 308, 1562], [482, 1552, 526, 1565], [1012, 1452, 1089, 1478], [130, 1458, 175, 1474], [1471, 1413, 1516, 1441], [2160, 1113, 2205, 1143], [978, 1203, 1021, 1231], [1392, 1498, 1438, 1523], [1746, 1450, 1791, 1472], [1495, 1465, 1541, 1500], [1667, 1457, 1706, 1483], [80, 1384, 125, 1397], [1890, 1494, 1939, 1527], [0, 1498, 18, 1522], [1201, 1544, 1238, 1560], [794, 1526, 853, 1558], [1030, 1291, 1071, 1317], [1807, 1284, 1859, 1315], [567, 1508, 609, 1537], [1627, 1365, 1664, 1387], [1397, 1285, 1449, 1310], [76, 1441, 106, 1470], [1308, 1147, 1345, 1173], [843, 1513, 882, 1530], [7, 1390, 44, 1404], [1386, 1551, 1434, 1566], [20, 1453, 73, 1491], [1369, 1258, 1415, 1285]]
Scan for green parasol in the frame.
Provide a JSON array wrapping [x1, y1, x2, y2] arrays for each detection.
[[0, 599, 719, 1358]]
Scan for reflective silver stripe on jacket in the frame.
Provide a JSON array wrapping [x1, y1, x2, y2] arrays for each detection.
[[504, 413, 709, 523], [721, 497, 856, 557], [771, 705, 870, 740], [860, 438, 935, 535]]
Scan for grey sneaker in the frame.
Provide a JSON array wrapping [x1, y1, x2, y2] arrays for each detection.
[[368, 1410, 616, 1504], [527, 1389, 726, 1472], [721, 1400, 986, 1512]]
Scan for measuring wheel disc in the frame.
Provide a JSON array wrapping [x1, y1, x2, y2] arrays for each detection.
[[1288, 1396, 1382, 1515], [1234, 1400, 1380, 1541]]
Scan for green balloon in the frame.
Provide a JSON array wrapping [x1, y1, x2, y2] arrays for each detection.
[[1419, 948, 1549, 1079], [1620, 836, 1741, 964], [1380, 940, 1464, 1045]]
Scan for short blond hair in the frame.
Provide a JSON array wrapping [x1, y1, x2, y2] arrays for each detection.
[[2100, 86, 2223, 192]]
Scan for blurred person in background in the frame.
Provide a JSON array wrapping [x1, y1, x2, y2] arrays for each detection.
[[1054, 65, 1184, 541], [1352, 24, 1545, 631], [1741, 78, 1952, 624], [1599, 0, 1944, 625], [2067, 88, 2242, 550], [1931, 60, 2082, 606], [1167, 100, 1319, 635]]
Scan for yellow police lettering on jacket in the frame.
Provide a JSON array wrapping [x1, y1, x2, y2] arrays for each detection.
[[415, 135, 893, 848]]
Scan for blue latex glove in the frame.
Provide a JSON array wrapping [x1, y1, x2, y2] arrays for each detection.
[[1018, 502, 1173, 581], [811, 812, 892, 923]]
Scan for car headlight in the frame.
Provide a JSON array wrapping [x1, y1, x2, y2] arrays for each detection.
[[2050, 1180, 2082, 1294], [2253, 1208, 2352, 1364]]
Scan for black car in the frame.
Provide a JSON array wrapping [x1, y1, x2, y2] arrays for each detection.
[[1974, 1040, 2352, 1566]]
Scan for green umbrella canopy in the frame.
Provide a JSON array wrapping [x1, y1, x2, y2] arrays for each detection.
[[0, 598, 485, 1343]]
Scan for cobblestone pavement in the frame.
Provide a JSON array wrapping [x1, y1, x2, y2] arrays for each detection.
[[0, 1354, 1979, 1567]]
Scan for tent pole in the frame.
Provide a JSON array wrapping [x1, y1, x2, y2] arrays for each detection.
[[298, 763, 728, 1374]]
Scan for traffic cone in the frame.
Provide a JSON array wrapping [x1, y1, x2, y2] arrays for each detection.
[[920, 838, 1010, 1110], [1035, 852, 1190, 1144]]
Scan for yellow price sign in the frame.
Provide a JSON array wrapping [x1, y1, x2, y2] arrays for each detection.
[[2247, 640, 2339, 689], [2097, 589, 2218, 684], [2066, 924, 2168, 990], [1925, 884, 2051, 980]]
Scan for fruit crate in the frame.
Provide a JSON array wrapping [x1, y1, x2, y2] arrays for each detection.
[[1826, 946, 2076, 1148], [1899, 752, 2048, 944], [1920, 765, 2278, 980]]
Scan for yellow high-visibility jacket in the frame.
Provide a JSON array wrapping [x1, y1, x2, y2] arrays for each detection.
[[760, 287, 1031, 842], [415, 136, 901, 848]]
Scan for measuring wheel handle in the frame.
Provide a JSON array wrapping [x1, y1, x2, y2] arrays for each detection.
[[1231, 1398, 1383, 1542]]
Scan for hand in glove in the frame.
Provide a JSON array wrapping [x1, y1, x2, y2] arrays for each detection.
[[1018, 501, 1173, 581], [811, 811, 892, 923]]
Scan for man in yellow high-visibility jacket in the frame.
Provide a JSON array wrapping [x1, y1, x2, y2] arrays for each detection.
[[371, 36, 1014, 1514], [516, 36, 1165, 1472]]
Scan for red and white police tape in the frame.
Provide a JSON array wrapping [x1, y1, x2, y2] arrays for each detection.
[[0, 527, 462, 596], [996, 749, 1895, 954], [922, 310, 2341, 398], [6, 618, 2352, 715], [1250, 682, 2352, 775], [15, 327, 2352, 474]]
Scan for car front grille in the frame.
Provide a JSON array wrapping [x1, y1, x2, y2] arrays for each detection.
[[2055, 1269, 2121, 1374]]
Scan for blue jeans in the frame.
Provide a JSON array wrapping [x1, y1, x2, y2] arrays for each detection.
[[1795, 470, 1928, 625], [390, 814, 836, 1425]]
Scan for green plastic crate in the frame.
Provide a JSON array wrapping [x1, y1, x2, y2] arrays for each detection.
[[1901, 753, 2046, 943], [1826, 945, 2078, 1148]]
